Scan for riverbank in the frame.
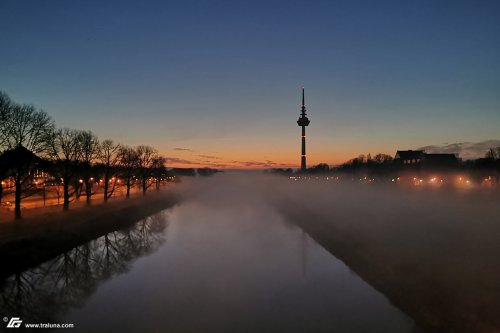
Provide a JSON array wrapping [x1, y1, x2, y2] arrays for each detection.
[[273, 183, 500, 333], [0, 189, 181, 279]]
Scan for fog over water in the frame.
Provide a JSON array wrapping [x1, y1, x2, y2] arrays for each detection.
[[58, 173, 424, 332], [6, 172, 497, 332]]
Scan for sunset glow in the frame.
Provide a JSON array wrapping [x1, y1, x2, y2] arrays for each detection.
[[1, 1, 499, 169]]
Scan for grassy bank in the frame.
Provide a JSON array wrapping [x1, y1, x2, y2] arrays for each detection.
[[0, 189, 181, 280], [273, 184, 500, 333]]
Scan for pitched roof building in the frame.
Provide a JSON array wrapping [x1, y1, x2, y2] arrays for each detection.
[[394, 150, 459, 170]]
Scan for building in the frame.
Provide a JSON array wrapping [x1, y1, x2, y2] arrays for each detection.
[[394, 150, 459, 171], [394, 150, 425, 167]]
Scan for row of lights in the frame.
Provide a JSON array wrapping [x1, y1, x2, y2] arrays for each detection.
[[29, 176, 176, 185], [289, 175, 494, 186]]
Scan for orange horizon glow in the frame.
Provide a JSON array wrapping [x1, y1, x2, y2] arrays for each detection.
[[162, 148, 393, 170]]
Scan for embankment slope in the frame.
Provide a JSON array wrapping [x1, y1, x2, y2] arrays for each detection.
[[0, 190, 181, 279], [272, 183, 500, 333]]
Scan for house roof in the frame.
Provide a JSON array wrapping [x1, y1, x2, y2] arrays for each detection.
[[0, 145, 43, 172], [424, 153, 458, 164], [395, 150, 425, 160]]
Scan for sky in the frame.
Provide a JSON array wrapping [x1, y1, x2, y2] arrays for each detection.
[[1, 0, 499, 168]]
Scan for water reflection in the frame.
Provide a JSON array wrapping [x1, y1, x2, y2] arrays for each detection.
[[0, 175, 425, 332], [0, 211, 169, 324], [62, 196, 422, 333]]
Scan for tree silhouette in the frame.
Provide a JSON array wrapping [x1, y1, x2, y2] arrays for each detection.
[[0, 92, 11, 205], [99, 139, 121, 202], [79, 131, 100, 204], [136, 145, 158, 195], [0, 92, 54, 219], [0, 146, 43, 219], [374, 153, 393, 163], [197, 167, 219, 176], [0, 211, 169, 323], [308, 163, 330, 174], [485, 147, 500, 187], [0, 91, 12, 148], [118, 146, 140, 198], [151, 155, 167, 190], [0, 91, 191, 219], [49, 129, 83, 210]]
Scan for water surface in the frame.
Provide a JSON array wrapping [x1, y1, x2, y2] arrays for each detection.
[[1, 179, 423, 332]]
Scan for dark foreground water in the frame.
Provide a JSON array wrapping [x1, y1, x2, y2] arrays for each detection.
[[0, 180, 423, 332]]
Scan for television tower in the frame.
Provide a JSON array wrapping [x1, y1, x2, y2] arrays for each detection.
[[297, 87, 310, 171]]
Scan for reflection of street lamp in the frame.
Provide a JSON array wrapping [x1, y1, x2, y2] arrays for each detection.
[[43, 181, 46, 206]]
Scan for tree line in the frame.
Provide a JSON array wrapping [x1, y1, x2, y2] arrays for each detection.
[[0, 91, 171, 219], [338, 152, 500, 186], [268, 153, 395, 176], [269, 151, 500, 186]]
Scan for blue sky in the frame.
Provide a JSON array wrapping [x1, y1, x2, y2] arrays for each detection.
[[1, 0, 499, 167]]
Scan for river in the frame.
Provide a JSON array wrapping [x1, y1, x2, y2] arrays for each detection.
[[0, 177, 424, 332]]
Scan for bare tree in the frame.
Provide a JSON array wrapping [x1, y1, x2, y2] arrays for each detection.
[[486, 147, 500, 160], [151, 155, 167, 190], [49, 129, 83, 210], [98, 139, 120, 202], [374, 154, 393, 163], [0, 91, 13, 149], [0, 91, 12, 205], [79, 131, 100, 204], [136, 145, 157, 195], [0, 146, 43, 219], [486, 147, 500, 187], [118, 146, 139, 198], [0, 93, 54, 219], [0, 102, 54, 154]]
